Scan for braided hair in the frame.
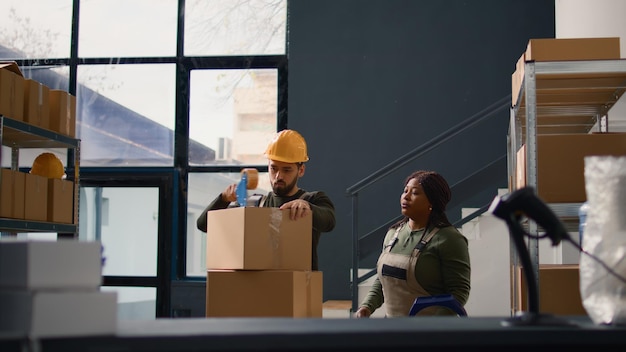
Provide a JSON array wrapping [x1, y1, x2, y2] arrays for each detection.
[[390, 170, 452, 230]]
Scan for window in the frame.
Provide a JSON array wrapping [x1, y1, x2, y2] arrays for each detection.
[[0, 0, 287, 319]]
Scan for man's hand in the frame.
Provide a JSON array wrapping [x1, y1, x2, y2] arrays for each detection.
[[279, 199, 311, 220], [221, 183, 238, 203]]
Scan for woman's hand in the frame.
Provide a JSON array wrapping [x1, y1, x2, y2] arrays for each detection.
[[355, 307, 372, 318]]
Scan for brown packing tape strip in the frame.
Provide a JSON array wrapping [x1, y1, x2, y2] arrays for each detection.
[[9, 73, 15, 117], [305, 271, 312, 317], [65, 93, 71, 134], [37, 82, 43, 125], [268, 208, 283, 268]]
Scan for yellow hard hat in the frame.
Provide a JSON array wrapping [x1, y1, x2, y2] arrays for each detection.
[[264, 129, 309, 163], [30, 153, 65, 179]]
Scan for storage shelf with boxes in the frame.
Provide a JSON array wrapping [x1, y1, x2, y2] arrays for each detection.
[[508, 37, 625, 315], [0, 61, 80, 236]]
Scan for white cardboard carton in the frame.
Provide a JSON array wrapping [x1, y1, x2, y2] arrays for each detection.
[[0, 289, 117, 338], [0, 239, 102, 290]]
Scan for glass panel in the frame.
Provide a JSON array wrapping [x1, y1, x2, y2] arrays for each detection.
[[79, 0, 177, 57], [80, 187, 159, 276], [0, 0, 72, 59], [186, 172, 270, 277], [185, 0, 287, 56], [189, 69, 277, 166], [77, 64, 176, 166], [19, 66, 70, 92], [102, 286, 156, 320]]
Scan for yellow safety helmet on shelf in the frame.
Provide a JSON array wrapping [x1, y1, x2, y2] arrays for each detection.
[[264, 129, 309, 163], [30, 152, 66, 179]]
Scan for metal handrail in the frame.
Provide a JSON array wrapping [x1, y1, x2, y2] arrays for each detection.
[[348, 95, 511, 313], [346, 95, 511, 196]]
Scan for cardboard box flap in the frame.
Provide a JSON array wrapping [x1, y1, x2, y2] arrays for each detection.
[[0, 61, 24, 77]]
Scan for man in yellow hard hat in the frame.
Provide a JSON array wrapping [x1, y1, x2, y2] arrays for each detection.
[[196, 129, 336, 270]]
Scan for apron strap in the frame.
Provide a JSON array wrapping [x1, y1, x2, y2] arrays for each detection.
[[411, 227, 440, 258]]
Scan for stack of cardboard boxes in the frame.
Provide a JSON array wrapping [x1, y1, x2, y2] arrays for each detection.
[[510, 37, 625, 316], [204, 207, 323, 317], [0, 239, 117, 337], [511, 37, 625, 203], [0, 61, 77, 225]]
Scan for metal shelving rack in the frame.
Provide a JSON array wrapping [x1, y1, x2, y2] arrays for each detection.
[[0, 115, 80, 236], [508, 58, 626, 314]]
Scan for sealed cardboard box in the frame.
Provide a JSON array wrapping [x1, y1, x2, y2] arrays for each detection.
[[23, 78, 50, 130], [511, 37, 621, 106], [0, 289, 117, 338], [13, 170, 25, 219], [511, 53, 525, 106], [0, 239, 103, 290], [47, 178, 74, 224], [0, 168, 14, 218], [0, 62, 25, 121], [205, 207, 312, 271], [515, 133, 626, 203], [24, 172, 48, 221], [206, 270, 322, 318], [0, 169, 25, 219], [525, 37, 621, 62], [518, 264, 586, 316], [49, 89, 76, 137]]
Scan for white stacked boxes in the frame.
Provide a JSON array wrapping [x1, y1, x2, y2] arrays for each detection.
[[204, 207, 323, 317], [0, 239, 117, 338]]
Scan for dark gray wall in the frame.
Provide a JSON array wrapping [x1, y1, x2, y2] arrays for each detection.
[[287, 0, 555, 300]]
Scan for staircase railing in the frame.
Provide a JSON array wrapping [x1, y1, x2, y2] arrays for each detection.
[[346, 94, 511, 313]]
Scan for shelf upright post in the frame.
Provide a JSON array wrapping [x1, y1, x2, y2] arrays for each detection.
[[523, 60, 541, 305]]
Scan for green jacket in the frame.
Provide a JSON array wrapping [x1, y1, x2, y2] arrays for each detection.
[[360, 225, 471, 315], [196, 189, 336, 270]]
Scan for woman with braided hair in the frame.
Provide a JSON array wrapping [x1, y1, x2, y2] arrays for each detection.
[[355, 170, 471, 317]]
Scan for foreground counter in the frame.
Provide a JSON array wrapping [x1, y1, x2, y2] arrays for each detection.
[[2, 316, 626, 352]]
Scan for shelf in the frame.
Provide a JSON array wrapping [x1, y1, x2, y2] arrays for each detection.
[[1, 117, 79, 148], [0, 218, 77, 233], [513, 59, 626, 139], [520, 203, 582, 233], [1, 115, 81, 236], [507, 58, 626, 315]]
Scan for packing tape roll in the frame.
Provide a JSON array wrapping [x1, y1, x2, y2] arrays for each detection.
[[241, 168, 259, 189]]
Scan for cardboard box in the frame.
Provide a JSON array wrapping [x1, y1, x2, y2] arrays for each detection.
[[0, 239, 103, 290], [515, 133, 626, 203], [525, 37, 621, 62], [0, 62, 25, 121], [24, 173, 48, 221], [0, 168, 14, 218], [23, 79, 50, 130], [206, 270, 322, 318], [511, 53, 525, 106], [47, 178, 74, 224], [0, 289, 117, 338], [518, 264, 586, 316], [13, 171, 25, 219], [49, 89, 76, 137], [205, 207, 312, 271], [511, 37, 621, 106], [0, 169, 25, 219]]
